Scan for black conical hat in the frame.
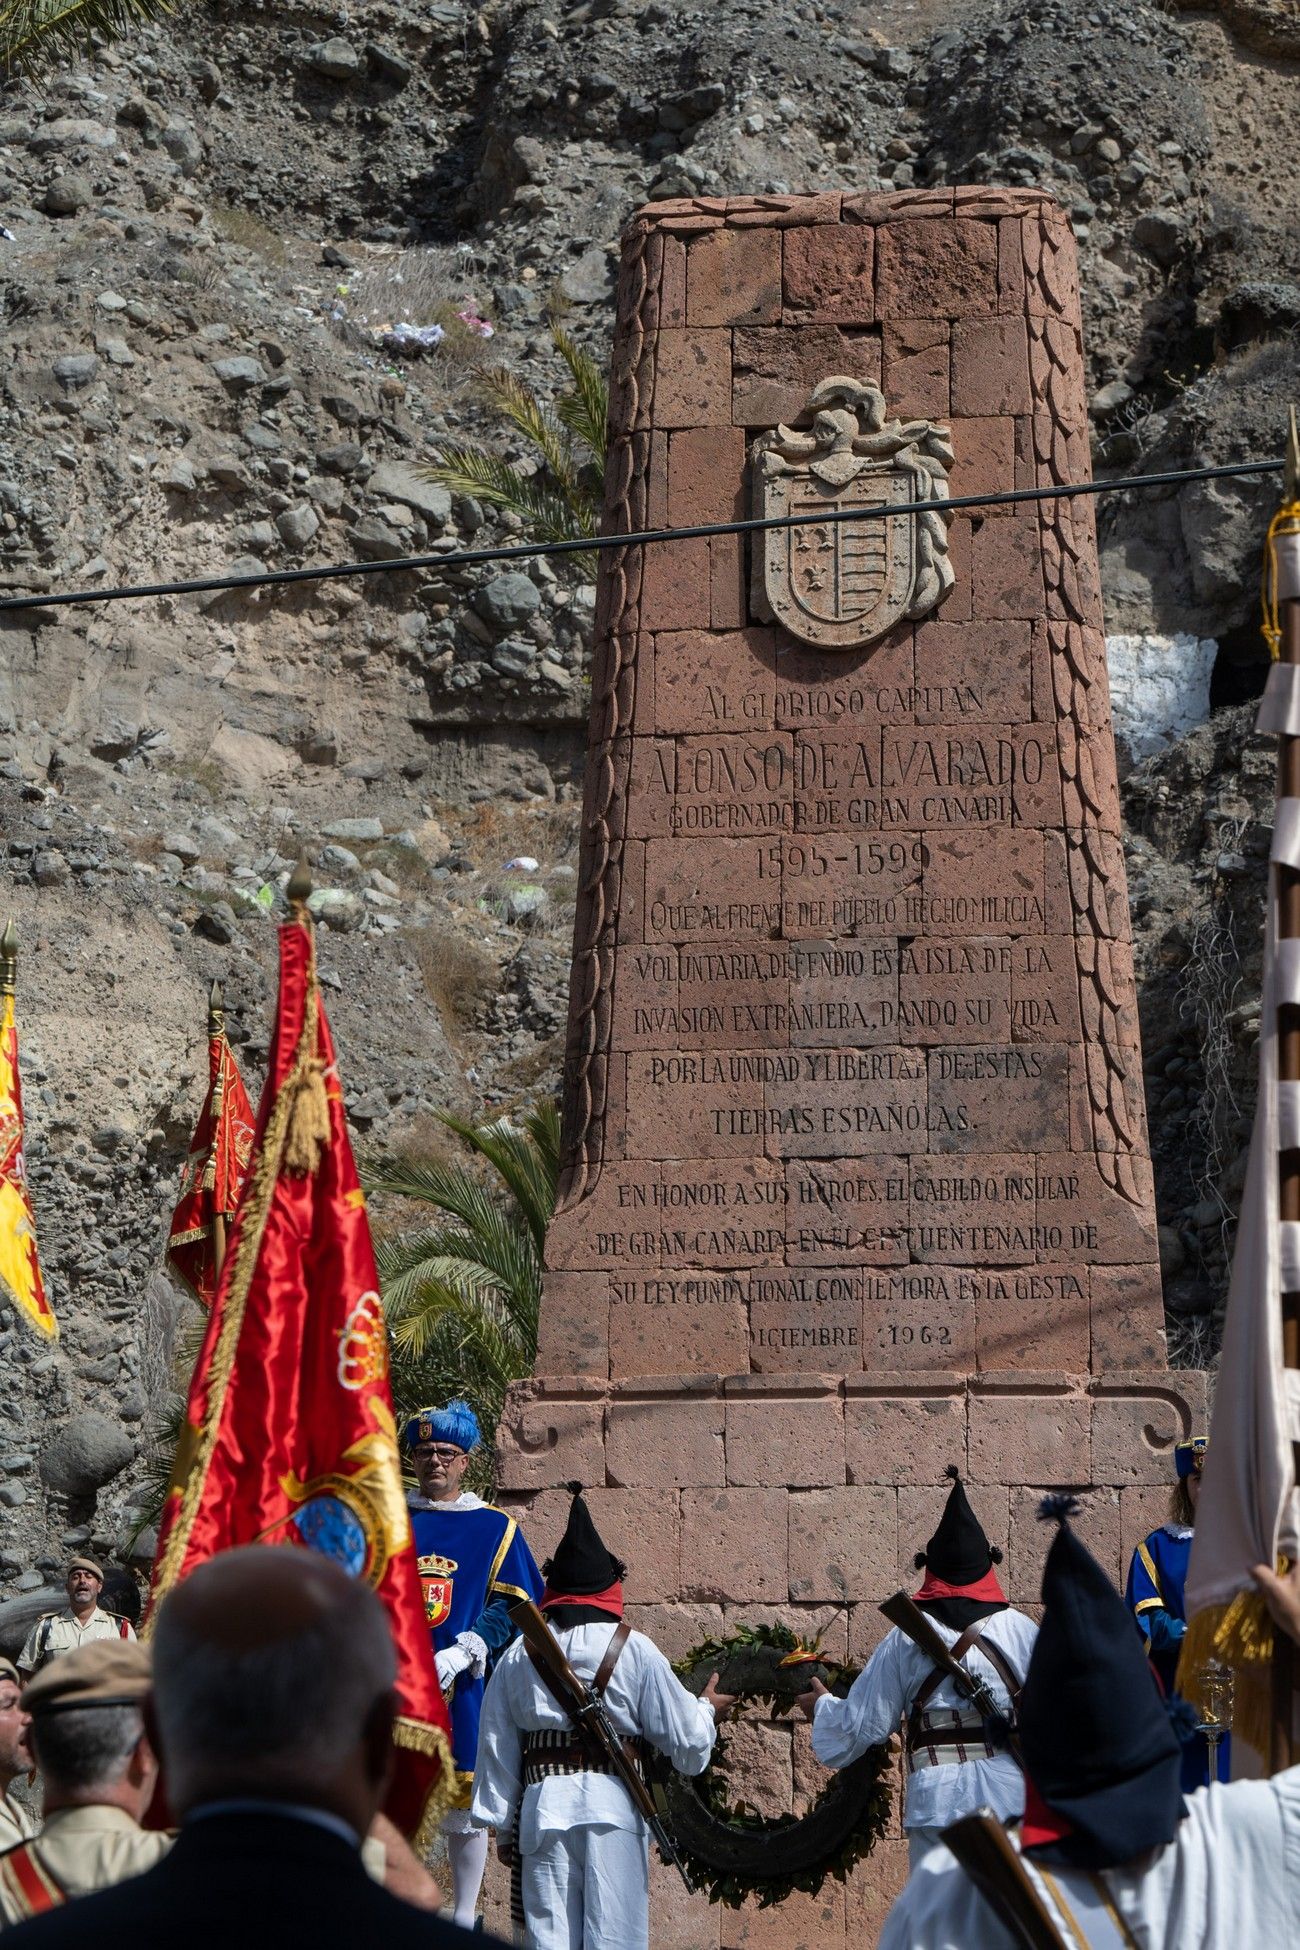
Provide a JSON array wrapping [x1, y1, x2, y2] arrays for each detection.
[[917, 1466, 997, 1585], [543, 1483, 625, 1594], [1020, 1498, 1183, 1870]]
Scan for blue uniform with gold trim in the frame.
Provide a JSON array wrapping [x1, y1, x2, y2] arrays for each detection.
[[1125, 1523, 1230, 1790], [408, 1493, 542, 1802]]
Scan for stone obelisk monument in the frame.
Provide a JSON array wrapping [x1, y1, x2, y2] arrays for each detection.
[[496, 189, 1205, 1946]]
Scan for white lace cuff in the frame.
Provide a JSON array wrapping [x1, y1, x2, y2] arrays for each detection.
[[455, 1630, 489, 1677]]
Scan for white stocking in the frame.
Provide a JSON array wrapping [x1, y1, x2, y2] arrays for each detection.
[[447, 1822, 489, 1927]]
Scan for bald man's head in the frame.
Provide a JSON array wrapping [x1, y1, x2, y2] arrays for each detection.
[[150, 1548, 397, 1828]]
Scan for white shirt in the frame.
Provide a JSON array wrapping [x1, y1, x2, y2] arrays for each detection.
[[471, 1621, 717, 1853], [812, 1610, 1038, 1831], [879, 1768, 1300, 1949]]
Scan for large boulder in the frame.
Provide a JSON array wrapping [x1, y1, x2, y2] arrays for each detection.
[[39, 1414, 134, 1497]]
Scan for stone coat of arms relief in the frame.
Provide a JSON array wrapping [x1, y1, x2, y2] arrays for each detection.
[[750, 376, 955, 649]]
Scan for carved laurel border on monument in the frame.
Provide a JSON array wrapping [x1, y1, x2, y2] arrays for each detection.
[[557, 187, 1148, 1212]]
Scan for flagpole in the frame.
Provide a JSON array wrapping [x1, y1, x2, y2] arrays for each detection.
[[207, 981, 229, 1278], [0, 920, 15, 1002], [1272, 406, 1300, 1771]]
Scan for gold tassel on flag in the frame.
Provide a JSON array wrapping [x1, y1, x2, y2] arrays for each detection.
[[0, 921, 57, 1340]]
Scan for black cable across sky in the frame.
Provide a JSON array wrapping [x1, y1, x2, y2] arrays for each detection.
[[0, 456, 1282, 616]]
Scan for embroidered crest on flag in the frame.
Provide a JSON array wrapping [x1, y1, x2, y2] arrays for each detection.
[[417, 1553, 458, 1628]]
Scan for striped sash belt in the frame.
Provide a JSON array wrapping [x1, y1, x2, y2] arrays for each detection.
[[521, 1727, 648, 1784]]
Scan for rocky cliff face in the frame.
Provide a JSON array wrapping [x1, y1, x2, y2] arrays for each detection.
[[0, 0, 1295, 1603]]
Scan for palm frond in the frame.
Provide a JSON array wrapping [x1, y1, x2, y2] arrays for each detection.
[[422, 446, 596, 560], [551, 326, 610, 471], [374, 1097, 558, 1473], [478, 367, 576, 492], [0, 0, 173, 71], [383, 1215, 540, 1325], [437, 1106, 560, 1256], [367, 1153, 504, 1236]]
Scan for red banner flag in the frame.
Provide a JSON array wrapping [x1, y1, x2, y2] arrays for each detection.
[[166, 986, 255, 1308], [149, 906, 453, 1842], [0, 922, 56, 1341]]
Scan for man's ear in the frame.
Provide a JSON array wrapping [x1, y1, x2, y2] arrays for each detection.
[[362, 1688, 397, 1795], [129, 1728, 157, 1788]]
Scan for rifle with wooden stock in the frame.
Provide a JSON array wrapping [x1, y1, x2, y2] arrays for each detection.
[[940, 1812, 1071, 1950], [508, 1597, 696, 1892], [879, 1589, 1024, 1768]]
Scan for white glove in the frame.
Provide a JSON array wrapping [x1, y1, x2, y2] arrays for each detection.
[[436, 1644, 473, 1697]]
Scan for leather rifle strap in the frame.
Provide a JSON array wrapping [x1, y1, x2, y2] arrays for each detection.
[[910, 1617, 993, 1722], [593, 1621, 631, 1697], [525, 1621, 632, 1765]]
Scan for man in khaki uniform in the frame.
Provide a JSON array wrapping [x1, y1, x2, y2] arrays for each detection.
[[0, 1641, 168, 1922], [16, 1561, 135, 1679], [0, 1660, 37, 1854]]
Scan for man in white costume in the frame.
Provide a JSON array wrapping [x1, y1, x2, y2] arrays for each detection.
[[797, 1465, 1037, 1867], [471, 1484, 735, 1950], [879, 1496, 1300, 1949]]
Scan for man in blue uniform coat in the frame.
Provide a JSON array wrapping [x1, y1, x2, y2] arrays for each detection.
[[404, 1399, 542, 1926], [1124, 1435, 1229, 1788]]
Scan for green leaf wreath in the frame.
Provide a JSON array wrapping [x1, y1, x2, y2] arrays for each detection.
[[649, 1621, 893, 1908]]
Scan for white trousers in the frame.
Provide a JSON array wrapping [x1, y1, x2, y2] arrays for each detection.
[[522, 1824, 649, 1950], [908, 1825, 944, 1872]]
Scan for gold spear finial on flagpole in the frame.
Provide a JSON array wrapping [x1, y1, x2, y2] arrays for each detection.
[[207, 979, 225, 1038], [0, 920, 17, 1000], [287, 856, 313, 916]]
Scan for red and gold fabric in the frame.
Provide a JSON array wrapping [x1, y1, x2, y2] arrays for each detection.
[[166, 1019, 255, 1308], [0, 988, 55, 1340], [148, 911, 454, 1844], [0, 1842, 67, 1918]]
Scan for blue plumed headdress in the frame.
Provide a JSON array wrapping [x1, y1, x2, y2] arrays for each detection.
[[403, 1398, 481, 1453], [1174, 1436, 1207, 1479]]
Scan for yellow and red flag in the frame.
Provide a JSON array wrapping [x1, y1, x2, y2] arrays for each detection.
[[0, 922, 55, 1341], [149, 898, 453, 1841], [166, 984, 255, 1307]]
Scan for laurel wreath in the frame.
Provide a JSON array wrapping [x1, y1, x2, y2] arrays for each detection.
[[649, 1621, 893, 1909]]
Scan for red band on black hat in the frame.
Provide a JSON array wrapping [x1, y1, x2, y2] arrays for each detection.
[[541, 1580, 623, 1618], [913, 1566, 1007, 1605]]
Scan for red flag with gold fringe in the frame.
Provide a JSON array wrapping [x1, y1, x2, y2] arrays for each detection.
[[166, 984, 256, 1308], [0, 922, 56, 1341], [149, 896, 453, 1842]]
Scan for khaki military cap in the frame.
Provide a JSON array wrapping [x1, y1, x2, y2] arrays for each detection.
[[66, 1556, 104, 1581], [24, 1640, 151, 1715], [0, 1657, 18, 1687]]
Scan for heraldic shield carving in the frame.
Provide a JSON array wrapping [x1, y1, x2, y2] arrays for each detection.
[[750, 376, 955, 650]]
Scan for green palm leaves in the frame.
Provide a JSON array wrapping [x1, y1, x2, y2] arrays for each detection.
[[424, 326, 608, 575], [368, 1101, 560, 1462], [0, 0, 175, 73]]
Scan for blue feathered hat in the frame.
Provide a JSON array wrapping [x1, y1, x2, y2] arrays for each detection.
[[403, 1399, 481, 1453], [1174, 1436, 1207, 1479]]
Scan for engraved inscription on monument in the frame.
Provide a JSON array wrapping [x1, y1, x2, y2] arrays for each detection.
[[541, 192, 1164, 1384], [751, 377, 954, 649]]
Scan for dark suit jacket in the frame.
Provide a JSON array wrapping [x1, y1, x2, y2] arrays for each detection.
[[4, 1808, 505, 1948]]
